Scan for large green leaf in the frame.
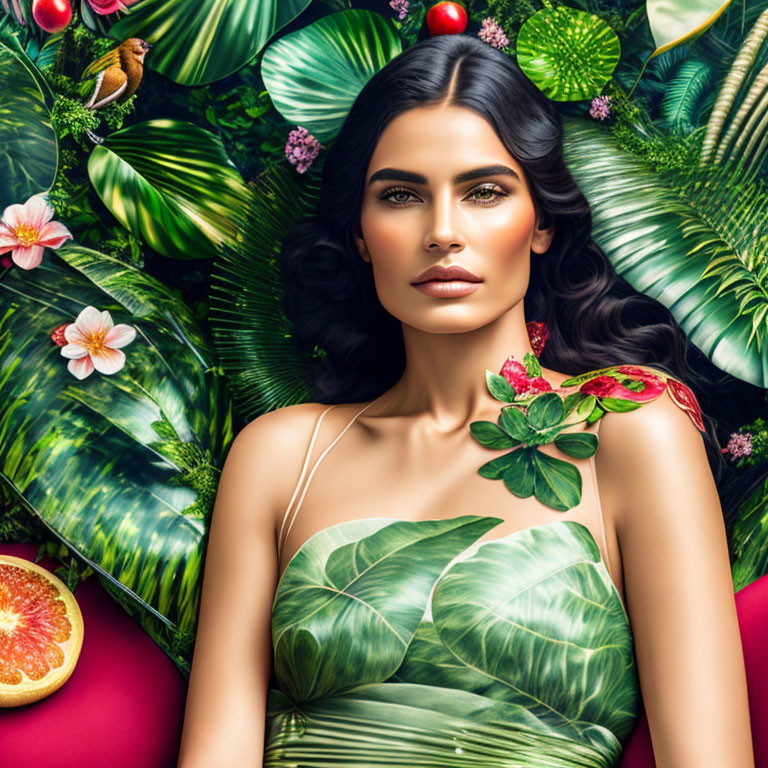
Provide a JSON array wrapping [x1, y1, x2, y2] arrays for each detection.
[[107, 0, 311, 86], [516, 5, 621, 101], [261, 9, 402, 143], [562, 117, 768, 388], [88, 119, 251, 260], [208, 161, 321, 419], [730, 471, 768, 591], [0, 40, 58, 210], [272, 515, 501, 702], [264, 681, 619, 767], [427, 522, 638, 744], [0, 245, 235, 674]]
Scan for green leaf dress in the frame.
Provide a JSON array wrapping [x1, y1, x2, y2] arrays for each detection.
[[265, 514, 640, 767]]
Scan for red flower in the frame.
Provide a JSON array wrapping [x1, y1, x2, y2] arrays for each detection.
[[500, 355, 553, 396], [526, 321, 549, 357], [580, 368, 666, 402], [50, 323, 70, 347]]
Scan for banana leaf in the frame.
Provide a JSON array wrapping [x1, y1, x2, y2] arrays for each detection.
[[562, 116, 768, 388], [0, 39, 58, 210], [105, 0, 311, 86], [0, 244, 235, 674], [88, 119, 252, 261]]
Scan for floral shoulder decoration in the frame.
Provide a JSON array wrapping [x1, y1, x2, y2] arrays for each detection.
[[469, 321, 707, 512]]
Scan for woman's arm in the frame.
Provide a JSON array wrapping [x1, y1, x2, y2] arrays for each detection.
[[176, 408, 305, 767], [597, 391, 754, 768]]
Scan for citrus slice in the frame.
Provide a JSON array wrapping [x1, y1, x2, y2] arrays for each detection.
[[0, 554, 84, 707]]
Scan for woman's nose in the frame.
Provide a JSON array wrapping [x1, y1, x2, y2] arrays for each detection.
[[423, 191, 466, 251]]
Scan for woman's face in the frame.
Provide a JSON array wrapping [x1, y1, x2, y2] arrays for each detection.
[[354, 105, 554, 333]]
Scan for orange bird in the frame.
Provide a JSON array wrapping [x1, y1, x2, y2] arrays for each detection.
[[78, 37, 151, 144]]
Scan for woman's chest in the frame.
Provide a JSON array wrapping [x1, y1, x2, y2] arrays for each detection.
[[276, 419, 625, 607]]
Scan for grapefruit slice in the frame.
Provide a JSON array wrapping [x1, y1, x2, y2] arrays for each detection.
[[0, 554, 84, 707]]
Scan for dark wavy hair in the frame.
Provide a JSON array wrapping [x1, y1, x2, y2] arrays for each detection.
[[280, 33, 726, 481]]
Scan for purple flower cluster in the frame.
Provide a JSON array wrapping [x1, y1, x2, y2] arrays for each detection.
[[590, 94, 612, 120], [389, 0, 409, 21], [724, 432, 753, 460], [478, 18, 509, 50], [285, 126, 322, 174]]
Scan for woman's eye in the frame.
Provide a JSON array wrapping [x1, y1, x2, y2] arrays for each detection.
[[379, 185, 508, 207]]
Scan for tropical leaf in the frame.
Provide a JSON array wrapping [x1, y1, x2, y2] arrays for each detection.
[[554, 431, 598, 458], [88, 119, 251, 260], [469, 420, 516, 449], [700, 7, 768, 172], [104, 0, 310, 86], [730, 471, 768, 591], [261, 9, 402, 143], [265, 680, 621, 767], [647, 0, 739, 58], [208, 162, 321, 419], [658, 59, 714, 132], [0, 247, 235, 675], [271, 515, 501, 702], [427, 522, 638, 743], [532, 450, 582, 510], [0, 40, 58, 210], [516, 5, 621, 101], [501, 448, 536, 498], [562, 116, 768, 388], [526, 391, 564, 430]]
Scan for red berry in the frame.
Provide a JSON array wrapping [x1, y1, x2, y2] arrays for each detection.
[[51, 323, 70, 347], [32, 0, 72, 34], [426, 2, 467, 36]]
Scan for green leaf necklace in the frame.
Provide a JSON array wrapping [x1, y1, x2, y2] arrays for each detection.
[[469, 324, 706, 511]]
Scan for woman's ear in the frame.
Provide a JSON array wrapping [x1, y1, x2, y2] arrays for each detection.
[[353, 231, 371, 262], [531, 219, 555, 255]]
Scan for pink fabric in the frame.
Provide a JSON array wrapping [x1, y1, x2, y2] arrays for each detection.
[[0, 542, 188, 768], [620, 571, 768, 767]]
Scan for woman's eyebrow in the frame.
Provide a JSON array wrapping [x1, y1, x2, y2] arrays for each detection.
[[368, 164, 521, 186]]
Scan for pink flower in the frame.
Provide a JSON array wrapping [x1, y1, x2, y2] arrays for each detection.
[[500, 355, 554, 396], [85, 0, 139, 14], [0, 194, 72, 270], [590, 94, 612, 120], [724, 432, 752, 460], [285, 126, 322, 174], [389, 0, 409, 20], [60, 306, 137, 380], [478, 18, 509, 50]]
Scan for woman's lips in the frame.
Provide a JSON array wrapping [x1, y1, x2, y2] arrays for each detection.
[[412, 280, 482, 298]]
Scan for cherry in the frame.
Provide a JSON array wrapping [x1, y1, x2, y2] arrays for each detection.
[[426, 2, 468, 36], [32, 0, 72, 34]]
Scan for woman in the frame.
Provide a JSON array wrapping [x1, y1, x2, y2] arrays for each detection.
[[177, 35, 754, 767]]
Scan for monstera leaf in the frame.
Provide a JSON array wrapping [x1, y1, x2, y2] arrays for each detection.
[[88, 120, 252, 260], [272, 515, 501, 702], [562, 117, 768, 388], [0, 40, 58, 210], [261, 9, 402, 143], [0, 244, 235, 674], [105, 0, 311, 86]]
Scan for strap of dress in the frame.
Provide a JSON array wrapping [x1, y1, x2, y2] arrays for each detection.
[[586, 416, 615, 585], [277, 395, 387, 563]]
